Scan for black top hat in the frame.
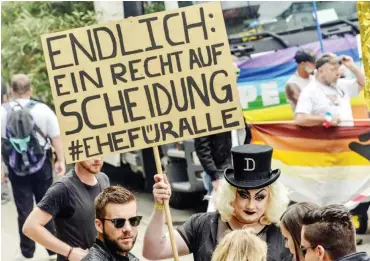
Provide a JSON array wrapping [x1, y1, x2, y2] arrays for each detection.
[[224, 144, 280, 189]]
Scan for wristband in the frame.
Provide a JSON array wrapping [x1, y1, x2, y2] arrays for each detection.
[[66, 246, 73, 259], [155, 203, 165, 210], [323, 112, 333, 128]]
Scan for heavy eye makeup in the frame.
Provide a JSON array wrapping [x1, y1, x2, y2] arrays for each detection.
[[237, 189, 267, 201]]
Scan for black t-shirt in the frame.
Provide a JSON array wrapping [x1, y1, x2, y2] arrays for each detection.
[[38, 171, 110, 261], [176, 212, 292, 261], [38, 182, 102, 219]]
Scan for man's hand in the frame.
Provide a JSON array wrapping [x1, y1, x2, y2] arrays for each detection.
[[331, 114, 341, 127], [153, 174, 171, 205], [341, 55, 355, 69], [68, 247, 88, 261], [54, 161, 66, 176], [212, 179, 221, 192]]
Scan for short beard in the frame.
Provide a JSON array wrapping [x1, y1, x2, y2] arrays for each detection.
[[80, 161, 100, 174], [103, 230, 137, 256]]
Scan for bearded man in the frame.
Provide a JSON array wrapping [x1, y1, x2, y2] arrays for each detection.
[[82, 186, 141, 261], [23, 158, 110, 261]]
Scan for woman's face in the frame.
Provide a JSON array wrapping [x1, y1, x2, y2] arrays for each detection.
[[232, 187, 269, 224], [281, 223, 297, 260]]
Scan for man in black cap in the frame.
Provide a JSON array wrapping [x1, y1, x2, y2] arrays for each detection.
[[286, 49, 316, 111], [143, 144, 292, 261]]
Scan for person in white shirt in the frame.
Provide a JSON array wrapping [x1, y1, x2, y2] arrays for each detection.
[[295, 53, 365, 127], [286, 49, 316, 111], [1, 74, 65, 260]]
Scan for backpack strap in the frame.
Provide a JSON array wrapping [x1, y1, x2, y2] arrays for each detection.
[[25, 100, 38, 110], [25, 100, 51, 147]]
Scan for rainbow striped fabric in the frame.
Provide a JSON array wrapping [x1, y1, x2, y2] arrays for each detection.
[[250, 123, 370, 207], [236, 34, 369, 121]]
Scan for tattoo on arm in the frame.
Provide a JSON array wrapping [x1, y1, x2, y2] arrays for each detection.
[[160, 235, 167, 245]]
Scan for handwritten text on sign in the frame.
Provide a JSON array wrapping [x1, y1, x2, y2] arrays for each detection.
[[41, 2, 244, 163]]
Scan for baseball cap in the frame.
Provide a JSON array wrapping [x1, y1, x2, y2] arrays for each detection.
[[294, 49, 317, 64]]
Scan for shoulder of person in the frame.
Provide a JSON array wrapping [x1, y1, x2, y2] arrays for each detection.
[[189, 211, 218, 227], [82, 243, 111, 261], [287, 74, 298, 83], [32, 100, 54, 111], [266, 224, 285, 245], [57, 170, 78, 188], [300, 81, 318, 94], [266, 224, 293, 260], [127, 252, 140, 261], [337, 78, 357, 89], [96, 172, 110, 187]]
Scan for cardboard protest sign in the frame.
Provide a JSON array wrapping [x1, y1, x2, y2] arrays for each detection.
[[41, 2, 244, 164]]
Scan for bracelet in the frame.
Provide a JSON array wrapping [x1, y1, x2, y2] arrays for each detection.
[[155, 203, 165, 210], [66, 246, 73, 259]]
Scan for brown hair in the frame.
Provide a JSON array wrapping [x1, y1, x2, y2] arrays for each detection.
[[95, 186, 136, 218], [280, 202, 318, 261], [302, 204, 356, 260], [11, 74, 31, 95]]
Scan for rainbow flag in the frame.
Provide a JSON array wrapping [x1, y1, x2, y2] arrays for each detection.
[[251, 123, 370, 207], [237, 34, 369, 121]]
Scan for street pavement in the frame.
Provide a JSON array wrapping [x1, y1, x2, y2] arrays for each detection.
[[1, 184, 370, 261]]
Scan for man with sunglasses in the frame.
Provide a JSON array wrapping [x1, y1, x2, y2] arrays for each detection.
[[295, 53, 365, 127], [301, 204, 369, 261], [23, 158, 110, 261], [82, 186, 140, 261]]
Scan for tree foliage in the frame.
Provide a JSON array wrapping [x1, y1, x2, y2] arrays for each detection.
[[144, 1, 165, 14], [1, 1, 97, 106]]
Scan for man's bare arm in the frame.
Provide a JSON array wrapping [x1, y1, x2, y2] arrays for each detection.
[[348, 65, 365, 91], [143, 174, 190, 260], [285, 83, 301, 106], [295, 113, 327, 127], [143, 208, 190, 260], [23, 207, 87, 260], [51, 136, 65, 176]]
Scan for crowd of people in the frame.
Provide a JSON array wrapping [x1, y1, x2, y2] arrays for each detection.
[[1, 49, 369, 261]]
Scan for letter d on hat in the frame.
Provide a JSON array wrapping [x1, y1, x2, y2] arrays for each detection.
[[244, 158, 255, 171]]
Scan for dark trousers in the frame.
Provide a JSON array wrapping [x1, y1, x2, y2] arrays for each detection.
[[8, 155, 56, 258]]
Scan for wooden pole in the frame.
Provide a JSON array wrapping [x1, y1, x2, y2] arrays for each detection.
[[153, 146, 180, 261]]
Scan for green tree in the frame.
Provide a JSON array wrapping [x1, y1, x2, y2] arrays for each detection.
[[144, 1, 165, 14], [1, 1, 97, 107]]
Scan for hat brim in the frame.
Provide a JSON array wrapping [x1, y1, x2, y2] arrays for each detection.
[[224, 168, 281, 189]]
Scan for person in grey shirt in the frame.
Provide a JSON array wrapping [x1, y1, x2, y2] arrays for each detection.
[[23, 158, 110, 261]]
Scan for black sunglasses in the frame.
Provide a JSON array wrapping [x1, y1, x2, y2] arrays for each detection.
[[100, 216, 143, 228], [301, 245, 317, 257], [301, 245, 331, 257], [316, 56, 342, 69]]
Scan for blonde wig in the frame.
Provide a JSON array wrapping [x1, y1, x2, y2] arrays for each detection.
[[211, 228, 267, 261], [214, 178, 289, 224]]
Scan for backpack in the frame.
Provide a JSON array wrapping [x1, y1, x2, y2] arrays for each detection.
[[1, 100, 50, 176]]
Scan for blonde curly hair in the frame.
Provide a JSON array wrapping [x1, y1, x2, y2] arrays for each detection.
[[212, 228, 267, 261], [214, 178, 289, 224]]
